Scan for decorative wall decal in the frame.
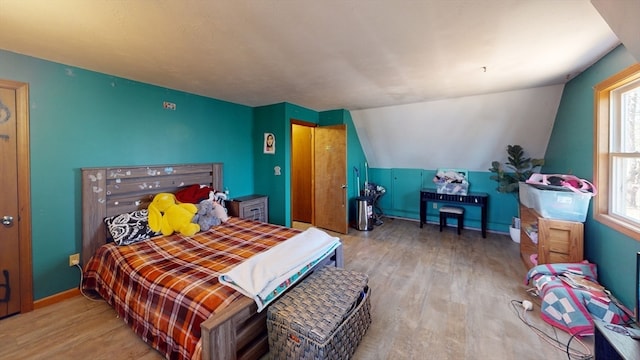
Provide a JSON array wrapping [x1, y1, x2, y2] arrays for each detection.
[[0, 101, 11, 124], [109, 169, 133, 178], [88, 173, 103, 182]]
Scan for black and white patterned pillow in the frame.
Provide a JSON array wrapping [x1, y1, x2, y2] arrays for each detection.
[[104, 209, 157, 246]]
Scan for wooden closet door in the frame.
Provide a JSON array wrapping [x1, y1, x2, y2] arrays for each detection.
[[314, 125, 348, 234], [0, 80, 32, 318], [291, 124, 313, 223]]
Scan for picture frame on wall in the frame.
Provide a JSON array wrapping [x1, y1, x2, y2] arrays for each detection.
[[264, 133, 275, 154]]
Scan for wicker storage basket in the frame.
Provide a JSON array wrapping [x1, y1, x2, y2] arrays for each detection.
[[267, 266, 371, 360]]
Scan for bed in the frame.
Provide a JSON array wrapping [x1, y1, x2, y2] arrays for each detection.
[[80, 163, 344, 360]]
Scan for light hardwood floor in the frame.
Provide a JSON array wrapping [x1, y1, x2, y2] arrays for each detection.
[[0, 218, 593, 359]]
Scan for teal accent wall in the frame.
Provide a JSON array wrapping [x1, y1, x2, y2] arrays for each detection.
[[253, 103, 287, 225], [253, 104, 367, 228], [369, 168, 518, 232], [253, 103, 319, 226], [2, 48, 368, 300], [0, 49, 255, 300], [543, 44, 640, 309]]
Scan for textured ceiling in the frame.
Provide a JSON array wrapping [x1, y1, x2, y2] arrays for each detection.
[[0, 0, 620, 111]]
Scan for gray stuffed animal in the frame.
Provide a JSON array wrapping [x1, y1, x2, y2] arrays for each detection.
[[192, 200, 222, 231]]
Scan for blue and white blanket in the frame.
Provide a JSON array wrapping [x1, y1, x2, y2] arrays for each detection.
[[525, 262, 631, 336]]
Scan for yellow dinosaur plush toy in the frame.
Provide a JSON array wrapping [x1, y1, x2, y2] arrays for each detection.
[[148, 193, 200, 236]]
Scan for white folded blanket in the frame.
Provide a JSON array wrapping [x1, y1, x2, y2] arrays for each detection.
[[218, 227, 341, 312]]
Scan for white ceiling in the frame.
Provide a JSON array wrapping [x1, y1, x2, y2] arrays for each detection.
[[0, 0, 621, 111]]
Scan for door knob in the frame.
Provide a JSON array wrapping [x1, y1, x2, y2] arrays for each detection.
[[2, 216, 13, 226]]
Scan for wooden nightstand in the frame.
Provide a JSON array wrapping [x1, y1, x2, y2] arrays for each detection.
[[519, 204, 583, 269], [225, 195, 269, 223]]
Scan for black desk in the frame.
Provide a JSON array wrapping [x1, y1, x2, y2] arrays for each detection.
[[420, 188, 489, 238], [594, 319, 640, 359]]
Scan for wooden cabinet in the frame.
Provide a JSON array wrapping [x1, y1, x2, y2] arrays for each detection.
[[519, 204, 583, 269], [226, 195, 269, 223]]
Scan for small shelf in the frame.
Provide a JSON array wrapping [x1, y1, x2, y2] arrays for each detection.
[[519, 204, 584, 270], [523, 224, 538, 244]]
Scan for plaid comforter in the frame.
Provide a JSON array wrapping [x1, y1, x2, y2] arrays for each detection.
[[82, 217, 302, 360]]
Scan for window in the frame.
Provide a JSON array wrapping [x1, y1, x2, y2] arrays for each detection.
[[595, 64, 640, 240]]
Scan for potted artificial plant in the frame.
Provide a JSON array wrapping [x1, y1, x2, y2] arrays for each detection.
[[489, 145, 544, 243]]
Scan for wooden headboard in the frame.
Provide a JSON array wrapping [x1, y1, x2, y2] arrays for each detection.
[[81, 163, 223, 265]]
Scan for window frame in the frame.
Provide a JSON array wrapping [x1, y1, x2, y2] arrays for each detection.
[[594, 63, 640, 240]]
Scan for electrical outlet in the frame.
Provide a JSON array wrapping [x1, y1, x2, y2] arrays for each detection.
[[433, 203, 438, 209], [69, 253, 80, 267]]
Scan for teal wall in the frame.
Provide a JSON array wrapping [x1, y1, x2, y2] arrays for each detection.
[[0, 49, 255, 300], [253, 103, 320, 226], [543, 44, 640, 309], [369, 168, 518, 232], [253, 103, 288, 225], [253, 105, 367, 227], [0, 47, 367, 301]]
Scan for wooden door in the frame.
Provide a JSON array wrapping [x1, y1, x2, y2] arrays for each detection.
[[0, 80, 32, 318], [314, 125, 348, 234], [291, 124, 313, 223]]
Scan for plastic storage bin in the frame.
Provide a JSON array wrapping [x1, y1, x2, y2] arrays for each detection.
[[435, 182, 469, 195], [433, 168, 469, 195], [519, 182, 534, 208], [521, 183, 591, 222]]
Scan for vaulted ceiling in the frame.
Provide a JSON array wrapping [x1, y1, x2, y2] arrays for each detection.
[[0, 0, 621, 111]]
